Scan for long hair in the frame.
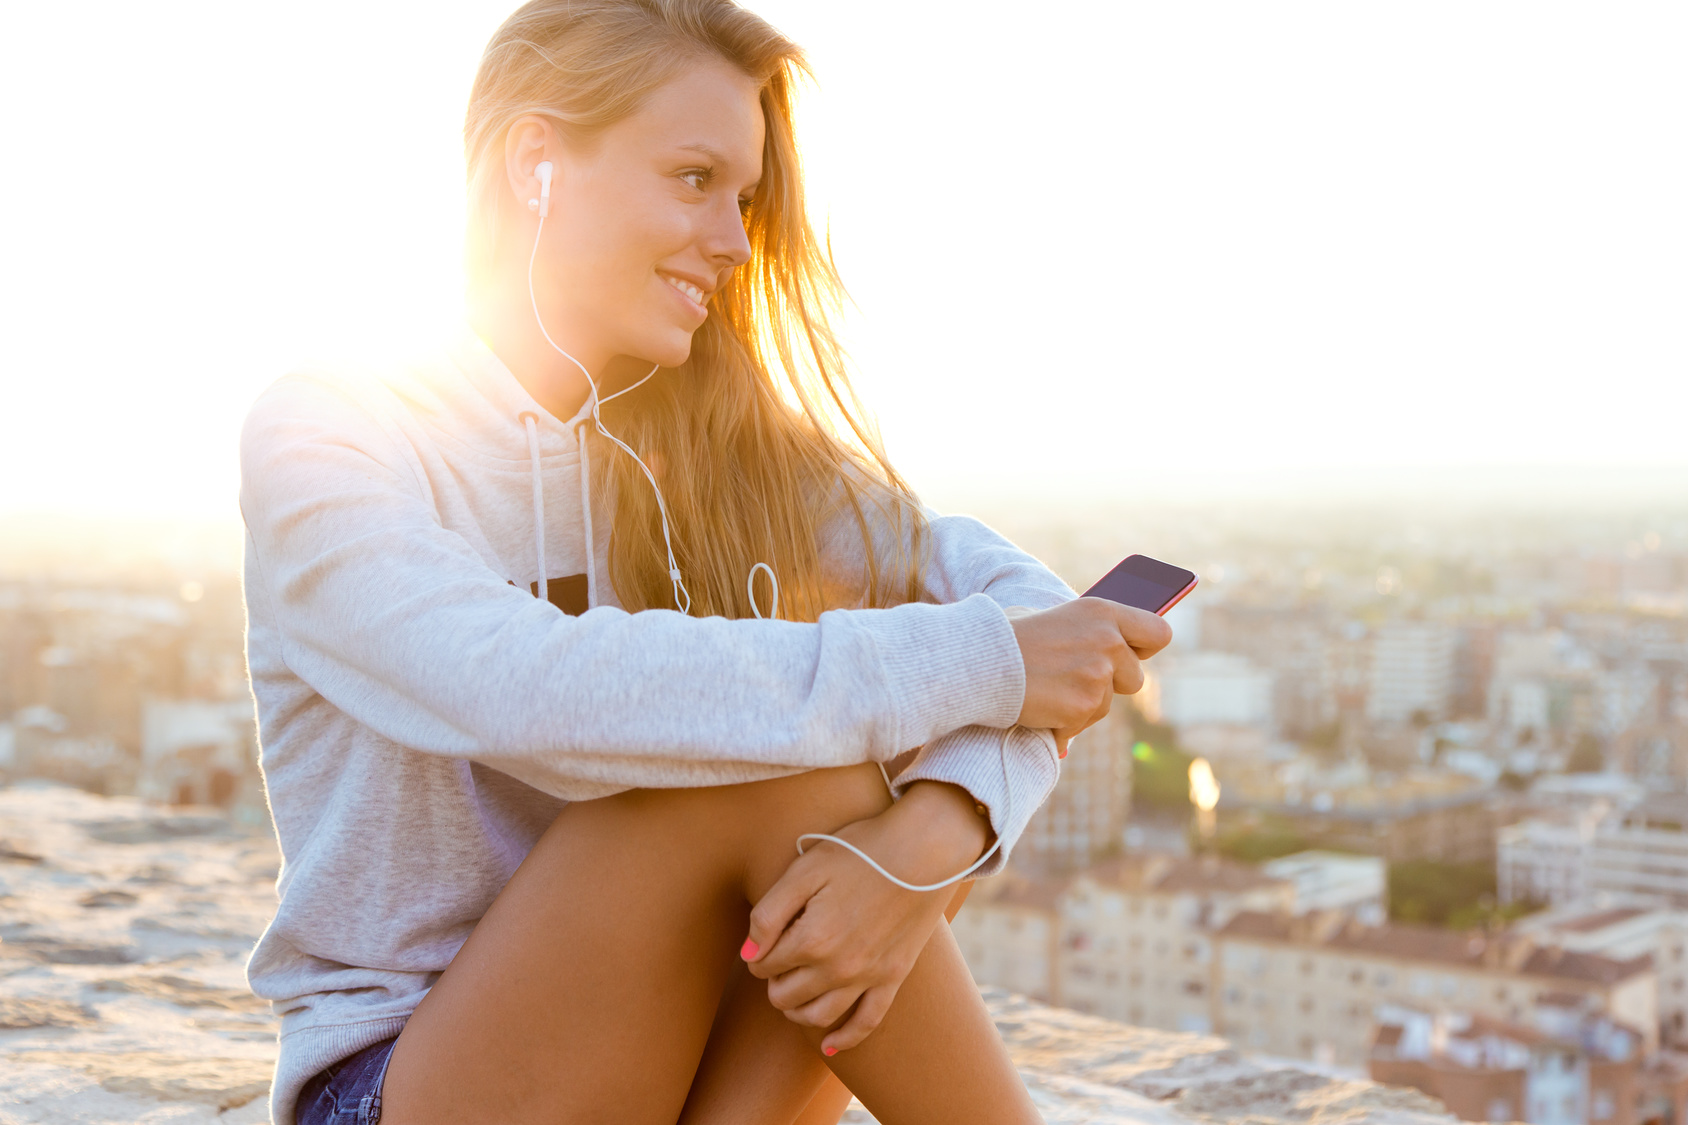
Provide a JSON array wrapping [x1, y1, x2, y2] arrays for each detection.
[[464, 0, 927, 620]]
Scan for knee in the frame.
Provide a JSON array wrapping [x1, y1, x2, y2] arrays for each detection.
[[625, 762, 889, 827], [756, 762, 893, 831], [562, 764, 891, 874]]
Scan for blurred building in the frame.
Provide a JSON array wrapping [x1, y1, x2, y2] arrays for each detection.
[[0, 607, 50, 717], [1501, 794, 1688, 922], [1368, 623, 1457, 725], [1056, 854, 1293, 1032], [1215, 911, 1657, 1067], [1587, 796, 1688, 910], [1262, 850, 1388, 925], [1501, 817, 1602, 907], [1612, 720, 1688, 789], [1450, 624, 1498, 721], [138, 699, 263, 821], [1515, 904, 1688, 1048], [1147, 651, 1274, 731], [1219, 768, 1499, 863], [1015, 696, 1134, 872], [1370, 1004, 1644, 1125], [1486, 630, 1609, 743], [1195, 604, 1336, 738], [951, 874, 1063, 1004], [3, 704, 131, 794], [0, 577, 254, 811]]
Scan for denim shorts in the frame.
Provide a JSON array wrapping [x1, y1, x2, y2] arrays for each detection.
[[295, 1034, 400, 1124]]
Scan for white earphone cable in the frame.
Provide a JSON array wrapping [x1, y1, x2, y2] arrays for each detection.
[[526, 191, 1012, 895], [795, 726, 1016, 893], [747, 561, 779, 621], [521, 412, 548, 604], [527, 211, 691, 614]]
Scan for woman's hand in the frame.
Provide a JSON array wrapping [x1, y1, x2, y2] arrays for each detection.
[[1010, 598, 1172, 755], [741, 780, 989, 1055]]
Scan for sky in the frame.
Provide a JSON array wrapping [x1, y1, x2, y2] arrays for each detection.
[[0, 1, 1684, 522]]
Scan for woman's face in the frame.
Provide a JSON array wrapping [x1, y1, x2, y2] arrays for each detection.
[[526, 59, 763, 373]]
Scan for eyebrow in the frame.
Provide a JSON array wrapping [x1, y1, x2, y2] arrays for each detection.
[[677, 143, 760, 191], [678, 143, 728, 163]]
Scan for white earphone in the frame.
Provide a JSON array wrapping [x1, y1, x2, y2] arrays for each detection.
[[528, 160, 553, 218]]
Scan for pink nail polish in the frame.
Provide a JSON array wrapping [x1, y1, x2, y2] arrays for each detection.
[[824, 1046, 838, 1057], [740, 938, 759, 960]]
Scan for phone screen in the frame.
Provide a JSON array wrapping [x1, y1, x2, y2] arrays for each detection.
[[1083, 554, 1198, 615]]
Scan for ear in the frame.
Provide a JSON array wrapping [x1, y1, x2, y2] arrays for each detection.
[[503, 116, 557, 217]]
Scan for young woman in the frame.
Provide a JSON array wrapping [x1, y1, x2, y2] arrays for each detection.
[[239, 1, 1170, 1123]]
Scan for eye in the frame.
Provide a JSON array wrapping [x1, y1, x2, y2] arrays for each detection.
[[679, 168, 711, 192]]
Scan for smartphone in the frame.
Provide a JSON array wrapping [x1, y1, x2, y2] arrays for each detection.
[[1083, 554, 1198, 615]]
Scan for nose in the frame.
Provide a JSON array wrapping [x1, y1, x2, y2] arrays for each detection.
[[703, 198, 753, 271]]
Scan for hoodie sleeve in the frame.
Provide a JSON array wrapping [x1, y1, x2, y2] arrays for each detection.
[[885, 511, 1079, 877], [238, 374, 1028, 798]]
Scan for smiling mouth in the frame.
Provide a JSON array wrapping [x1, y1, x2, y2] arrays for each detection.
[[660, 274, 707, 307]]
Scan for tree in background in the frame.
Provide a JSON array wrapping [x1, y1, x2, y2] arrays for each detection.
[[1215, 817, 1314, 863], [1128, 708, 1193, 813], [1389, 859, 1540, 929]]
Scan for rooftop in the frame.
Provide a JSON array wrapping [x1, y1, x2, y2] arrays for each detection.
[[1219, 911, 1654, 985], [1553, 906, 1652, 934], [992, 876, 1068, 912], [1374, 1007, 1642, 1067], [1080, 853, 1289, 896], [1155, 856, 1288, 894]]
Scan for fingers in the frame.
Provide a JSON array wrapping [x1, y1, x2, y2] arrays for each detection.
[[743, 857, 823, 979], [1058, 695, 1124, 758], [822, 984, 898, 1055], [1105, 601, 1173, 659], [752, 903, 836, 981], [783, 982, 861, 1031], [1085, 696, 1114, 733], [766, 962, 837, 1012], [1110, 649, 1145, 696]]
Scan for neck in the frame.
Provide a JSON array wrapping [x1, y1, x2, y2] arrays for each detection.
[[468, 268, 603, 422]]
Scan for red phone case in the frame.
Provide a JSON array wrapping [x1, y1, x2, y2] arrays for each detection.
[[1154, 575, 1200, 615]]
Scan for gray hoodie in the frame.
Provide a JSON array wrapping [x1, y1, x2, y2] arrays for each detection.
[[238, 325, 1075, 1124]]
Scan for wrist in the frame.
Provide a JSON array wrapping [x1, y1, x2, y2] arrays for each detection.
[[883, 780, 993, 877]]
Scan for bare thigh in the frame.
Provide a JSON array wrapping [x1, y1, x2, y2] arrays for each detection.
[[379, 764, 1031, 1125]]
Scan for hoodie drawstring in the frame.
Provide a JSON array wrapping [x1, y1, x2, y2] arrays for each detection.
[[575, 416, 597, 609], [520, 412, 548, 605]]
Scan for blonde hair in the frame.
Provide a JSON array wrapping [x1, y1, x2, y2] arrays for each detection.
[[464, 0, 927, 620]]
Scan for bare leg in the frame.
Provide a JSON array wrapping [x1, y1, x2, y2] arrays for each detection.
[[682, 881, 977, 1125], [791, 1079, 856, 1125], [379, 765, 1030, 1125]]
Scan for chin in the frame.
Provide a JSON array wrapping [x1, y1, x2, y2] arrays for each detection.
[[638, 327, 698, 370]]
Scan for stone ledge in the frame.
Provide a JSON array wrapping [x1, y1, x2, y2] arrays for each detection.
[[0, 782, 1459, 1124]]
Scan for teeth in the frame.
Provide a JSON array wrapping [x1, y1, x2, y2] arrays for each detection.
[[665, 276, 705, 304]]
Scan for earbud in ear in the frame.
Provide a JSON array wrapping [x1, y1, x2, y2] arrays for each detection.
[[528, 161, 555, 218]]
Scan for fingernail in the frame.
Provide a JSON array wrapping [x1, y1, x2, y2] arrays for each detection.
[[1059, 747, 1068, 759], [740, 938, 759, 960], [824, 1046, 838, 1057]]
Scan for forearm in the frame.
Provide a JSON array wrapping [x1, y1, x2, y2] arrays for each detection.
[[889, 726, 1060, 877], [878, 780, 993, 882], [242, 380, 1030, 780]]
